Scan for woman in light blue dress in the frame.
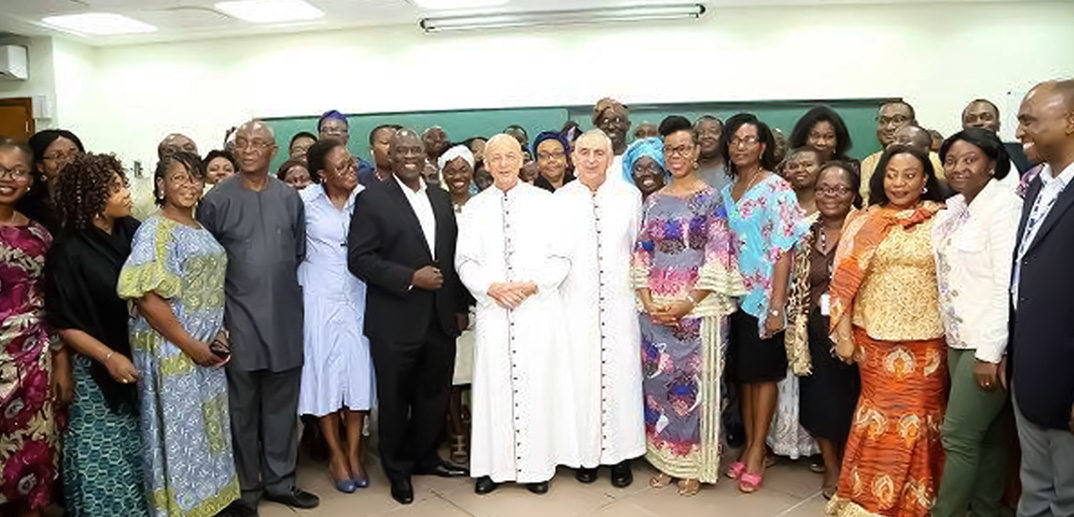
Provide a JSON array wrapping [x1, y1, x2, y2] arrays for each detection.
[[297, 139, 375, 493], [116, 152, 239, 517]]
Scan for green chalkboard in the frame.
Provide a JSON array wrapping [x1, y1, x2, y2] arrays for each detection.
[[265, 107, 568, 173], [263, 99, 887, 173]]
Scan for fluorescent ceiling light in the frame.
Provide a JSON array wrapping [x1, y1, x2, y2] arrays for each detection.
[[413, 0, 510, 9], [421, 4, 705, 32], [42, 13, 157, 35], [215, 0, 325, 23]]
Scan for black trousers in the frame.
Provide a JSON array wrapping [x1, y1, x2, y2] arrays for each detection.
[[369, 320, 455, 483]]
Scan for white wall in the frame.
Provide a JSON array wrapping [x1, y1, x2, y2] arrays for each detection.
[[48, 1, 1074, 167]]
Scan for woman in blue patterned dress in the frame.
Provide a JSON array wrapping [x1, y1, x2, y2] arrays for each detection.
[[632, 116, 744, 497], [117, 152, 239, 517]]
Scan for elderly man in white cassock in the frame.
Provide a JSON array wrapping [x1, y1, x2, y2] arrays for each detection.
[[555, 130, 645, 488], [456, 134, 579, 496]]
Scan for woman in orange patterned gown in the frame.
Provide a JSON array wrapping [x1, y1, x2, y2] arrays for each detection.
[[826, 145, 949, 517]]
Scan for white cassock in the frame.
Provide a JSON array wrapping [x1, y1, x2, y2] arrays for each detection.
[[456, 182, 580, 483], [555, 179, 646, 468]]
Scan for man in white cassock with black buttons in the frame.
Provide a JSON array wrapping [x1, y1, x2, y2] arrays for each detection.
[[456, 134, 579, 496], [556, 130, 645, 488]]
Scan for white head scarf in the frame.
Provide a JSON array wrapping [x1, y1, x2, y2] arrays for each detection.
[[438, 144, 475, 173]]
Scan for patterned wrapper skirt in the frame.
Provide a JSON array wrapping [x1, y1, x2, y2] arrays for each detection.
[[827, 327, 947, 517]]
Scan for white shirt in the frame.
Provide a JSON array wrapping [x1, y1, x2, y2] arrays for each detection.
[[932, 179, 1021, 363], [395, 175, 437, 259], [555, 179, 645, 467], [1013, 161, 1074, 308]]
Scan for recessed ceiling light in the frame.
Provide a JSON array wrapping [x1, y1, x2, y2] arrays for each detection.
[[42, 13, 157, 35], [413, 0, 509, 9], [215, 0, 325, 23]]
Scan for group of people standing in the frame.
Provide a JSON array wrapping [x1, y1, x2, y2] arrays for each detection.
[[2, 78, 1074, 517]]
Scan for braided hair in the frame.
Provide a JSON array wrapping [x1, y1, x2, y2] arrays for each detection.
[[154, 151, 205, 206]]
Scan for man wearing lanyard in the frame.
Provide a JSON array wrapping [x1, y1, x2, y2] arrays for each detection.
[[1008, 79, 1074, 517]]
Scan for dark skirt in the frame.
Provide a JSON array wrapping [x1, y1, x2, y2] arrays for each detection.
[[729, 310, 787, 383], [799, 309, 860, 443]]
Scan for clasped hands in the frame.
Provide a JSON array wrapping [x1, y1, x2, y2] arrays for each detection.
[[645, 299, 694, 327], [488, 282, 538, 310]]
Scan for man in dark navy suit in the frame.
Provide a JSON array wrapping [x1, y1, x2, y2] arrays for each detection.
[[1009, 79, 1074, 517]]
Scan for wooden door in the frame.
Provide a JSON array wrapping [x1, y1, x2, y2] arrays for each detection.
[[0, 97, 34, 141]]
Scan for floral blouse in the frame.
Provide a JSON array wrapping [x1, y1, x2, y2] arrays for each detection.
[[722, 174, 808, 335]]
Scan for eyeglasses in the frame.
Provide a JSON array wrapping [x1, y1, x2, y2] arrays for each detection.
[[167, 174, 203, 187], [537, 151, 566, 162], [729, 137, 760, 148], [878, 115, 911, 127], [43, 149, 80, 163], [665, 144, 694, 157], [0, 166, 31, 180], [599, 116, 627, 127], [816, 185, 852, 197], [632, 162, 663, 176], [234, 139, 273, 154]]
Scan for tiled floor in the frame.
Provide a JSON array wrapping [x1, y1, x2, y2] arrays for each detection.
[[259, 456, 829, 517]]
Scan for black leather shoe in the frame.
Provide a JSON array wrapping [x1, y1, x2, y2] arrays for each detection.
[[216, 501, 258, 517], [610, 460, 633, 488], [264, 487, 319, 509], [527, 481, 550, 494], [390, 478, 414, 505], [418, 460, 469, 478], [474, 476, 499, 495], [575, 467, 598, 484]]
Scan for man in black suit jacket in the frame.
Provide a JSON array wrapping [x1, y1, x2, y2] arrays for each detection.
[[1009, 79, 1074, 517], [348, 129, 469, 505]]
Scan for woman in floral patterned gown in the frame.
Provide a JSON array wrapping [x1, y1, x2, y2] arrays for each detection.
[[633, 116, 744, 497], [0, 140, 61, 517]]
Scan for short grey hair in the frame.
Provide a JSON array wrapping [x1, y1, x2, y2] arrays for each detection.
[[575, 129, 613, 155]]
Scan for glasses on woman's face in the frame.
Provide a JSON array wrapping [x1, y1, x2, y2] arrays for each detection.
[[0, 165, 31, 181], [730, 136, 760, 148], [632, 162, 663, 177], [665, 143, 694, 157], [537, 151, 566, 162], [816, 185, 852, 197], [44, 149, 80, 163]]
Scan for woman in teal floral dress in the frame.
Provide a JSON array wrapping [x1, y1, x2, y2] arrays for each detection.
[[118, 152, 239, 517]]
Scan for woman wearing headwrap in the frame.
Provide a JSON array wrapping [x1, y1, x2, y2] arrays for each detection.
[[439, 145, 476, 211], [623, 137, 667, 200], [532, 131, 575, 192], [439, 144, 478, 464]]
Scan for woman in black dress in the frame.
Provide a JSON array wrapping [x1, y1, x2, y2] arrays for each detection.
[[785, 161, 862, 499]]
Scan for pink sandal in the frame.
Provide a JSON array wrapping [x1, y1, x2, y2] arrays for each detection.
[[738, 472, 763, 494], [726, 462, 746, 480]]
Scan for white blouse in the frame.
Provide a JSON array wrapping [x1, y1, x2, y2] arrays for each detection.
[[932, 179, 1022, 363]]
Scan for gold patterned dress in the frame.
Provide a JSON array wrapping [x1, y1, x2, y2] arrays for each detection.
[[826, 205, 947, 517], [117, 216, 239, 517]]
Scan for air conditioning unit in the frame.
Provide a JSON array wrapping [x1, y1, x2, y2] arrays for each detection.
[[0, 45, 29, 81]]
